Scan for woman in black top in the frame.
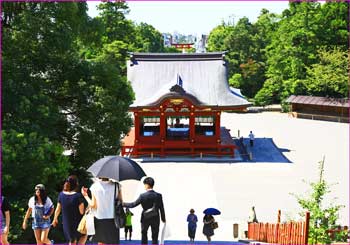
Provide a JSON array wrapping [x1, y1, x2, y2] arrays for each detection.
[[203, 214, 215, 243]]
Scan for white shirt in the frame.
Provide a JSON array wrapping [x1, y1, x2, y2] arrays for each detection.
[[28, 196, 53, 218], [90, 180, 118, 219], [249, 133, 255, 140]]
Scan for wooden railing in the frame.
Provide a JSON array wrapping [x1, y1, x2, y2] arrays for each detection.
[[248, 211, 310, 244], [121, 143, 235, 158], [290, 112, 349, 123]]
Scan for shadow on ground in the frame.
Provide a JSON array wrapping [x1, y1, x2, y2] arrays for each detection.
[[238, 138, 292, 163], [134, 137, 291, 164]]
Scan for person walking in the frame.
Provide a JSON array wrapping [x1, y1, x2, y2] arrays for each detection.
[[124, 208, 133, 241], [187, 209, 198, 242], [1, 196, 10, 245], [81, 177, 121, 244], [52, 175, 87, 245], [203, 214, 215, 243], [249, 131, 255, 147], [22, 184, 54, 245], [123, 177, 166, 245]]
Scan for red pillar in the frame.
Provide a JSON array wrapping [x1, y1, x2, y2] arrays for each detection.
[[189, 111, 195, 155], [159, 106, 165, 156], [134, 112, 140, 143], [215, 112, 221, 155], [215, 111, 221, 140], [134, 112, 140, 156]]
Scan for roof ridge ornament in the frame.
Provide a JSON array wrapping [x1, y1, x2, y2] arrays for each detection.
[[170, 84, 186, 94], [177, 74, 183, 87], [169, 74, 185, 94]]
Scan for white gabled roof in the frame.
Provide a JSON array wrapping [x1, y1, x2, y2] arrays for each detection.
[[127, 52, 251, 108]]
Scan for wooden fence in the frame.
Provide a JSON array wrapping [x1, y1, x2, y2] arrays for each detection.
[[248, 212, 310, 244]]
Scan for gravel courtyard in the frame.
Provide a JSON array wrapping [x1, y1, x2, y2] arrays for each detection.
[[121, 112, 349, 242]]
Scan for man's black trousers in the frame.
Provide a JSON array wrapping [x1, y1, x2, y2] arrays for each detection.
[[141, 218, 160, 244]]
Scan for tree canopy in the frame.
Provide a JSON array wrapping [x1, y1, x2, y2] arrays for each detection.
[[207, 2, 348, 105], [2, 1, 165, 242]]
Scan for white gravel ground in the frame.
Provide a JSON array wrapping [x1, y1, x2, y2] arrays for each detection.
[[121, 112, 349, 242]]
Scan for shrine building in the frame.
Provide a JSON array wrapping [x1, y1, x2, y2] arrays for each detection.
[[121, 52, 251, 158]]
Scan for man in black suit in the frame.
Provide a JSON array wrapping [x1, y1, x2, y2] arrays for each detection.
[[123, 177, 166, 244]]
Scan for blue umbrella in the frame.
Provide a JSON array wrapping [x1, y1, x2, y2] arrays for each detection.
[[203, 208, 221, 215]]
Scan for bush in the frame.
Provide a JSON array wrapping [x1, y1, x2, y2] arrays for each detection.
[[2, 130, 71, 243]]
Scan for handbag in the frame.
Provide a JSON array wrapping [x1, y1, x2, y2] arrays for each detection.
[[85, 209, 95, 235], [211, 221, 219, 229], [77, 213, 87, 235], [77, 208, 95, 235], [114, 183, 126, 228], [115, 200, 126, 228]]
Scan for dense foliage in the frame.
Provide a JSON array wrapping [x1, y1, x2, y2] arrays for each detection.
[[207, 2, 349, 105], [2, 1, 165, 243]]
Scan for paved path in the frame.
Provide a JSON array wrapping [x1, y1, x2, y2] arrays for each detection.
[[121, 112, 349, 242], [120, 240, 241, 244]]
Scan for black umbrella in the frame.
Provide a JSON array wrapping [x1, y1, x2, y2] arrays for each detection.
[[87, 156, 146, 182]]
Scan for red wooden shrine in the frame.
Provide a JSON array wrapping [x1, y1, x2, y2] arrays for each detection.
[[121, 52, 250, 158]]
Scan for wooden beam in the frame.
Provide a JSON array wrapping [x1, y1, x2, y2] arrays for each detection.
[[304, 212, 310, 245]]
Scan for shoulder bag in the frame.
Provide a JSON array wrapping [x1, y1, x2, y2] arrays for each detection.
[[211, 221, 219, 229], [77, 207, 95, 235], [114, 183, 126, 228]]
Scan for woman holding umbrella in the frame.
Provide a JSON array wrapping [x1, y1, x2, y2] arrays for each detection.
[[83, 156, 146, 245], [203, 214, 215, 242], [81, 177, 121, 244], [202, 208, 220, 243]]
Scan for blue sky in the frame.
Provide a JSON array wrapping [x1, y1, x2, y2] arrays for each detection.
[[87, 1, 289, 35]]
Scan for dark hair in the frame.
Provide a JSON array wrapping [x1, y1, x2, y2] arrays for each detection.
[[190, 209, 195, 214], [143, 177, 154, 188], [63, 175, 78, 192], [35, 188, 48, 205]]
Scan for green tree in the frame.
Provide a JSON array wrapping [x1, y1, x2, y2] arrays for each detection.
[[207, 22, 234, 52], [266, 2, 321, 82], [208, 12, 277, 98], [229, 73, 243, 88], [254, 78, 283, 106], [2, 130, 70, 243], [292, 158, 346, 244], [2, 2, 134, 242], [315, 2, 348, 49], [256, 1, 348, 105], [134, 22, 164, 52], [304, 47, 348, 98], [96, 1, 135, 44]]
